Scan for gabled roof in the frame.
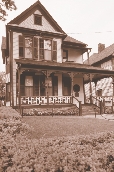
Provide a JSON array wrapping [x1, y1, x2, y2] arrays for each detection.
[[8, 0, 66, 34], [1, 36, 6, 50], [84, 44, 114, 65], [63, 36, 87, 46]]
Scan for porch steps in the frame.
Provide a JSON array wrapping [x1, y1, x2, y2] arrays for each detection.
[[82, 104, 100, 116]]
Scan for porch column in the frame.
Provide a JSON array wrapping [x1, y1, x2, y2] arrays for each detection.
[[112, 76, 114, 113], [94, 81, 97, 96], [58, 73, 62, 96], [89, 74, 93, 104], [18, 65, 21, 115]]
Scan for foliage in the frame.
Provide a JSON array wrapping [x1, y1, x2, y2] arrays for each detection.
[[23, 107, 79, 116], [1, 106, 114, 171], [0, 72, 5, 97], [1, 115, 114, 171], [0, 0, 17, 21]]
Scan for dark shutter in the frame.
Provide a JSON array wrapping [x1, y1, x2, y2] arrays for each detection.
[[33, 37, 38, 59], [19, 35, 24, 58], [53, 41, 57, 61]]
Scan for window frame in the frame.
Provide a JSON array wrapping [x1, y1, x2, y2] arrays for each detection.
[[34, 14, 42, 25], [19, 36, 57, 61], [63, 49, 68, 62], [19, 35, 38, 60]]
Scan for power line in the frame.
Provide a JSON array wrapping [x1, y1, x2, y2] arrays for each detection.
[[67, 31, 113, 34]]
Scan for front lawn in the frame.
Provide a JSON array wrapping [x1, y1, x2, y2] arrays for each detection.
[[22, 116, 114, 139], [1, 108, 114, 171]]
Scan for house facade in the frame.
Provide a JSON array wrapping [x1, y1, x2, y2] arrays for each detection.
[[84, 43, 114, 111], [2, 1, 114, 113]]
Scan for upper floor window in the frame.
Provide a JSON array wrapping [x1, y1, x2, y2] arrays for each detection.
[[19, 35, 57, 61], [19, 35, 38, 59], [34, 14, 42, 25], [63, 49, 68, 62]]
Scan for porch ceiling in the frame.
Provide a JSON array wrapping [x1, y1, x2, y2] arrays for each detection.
[[83, 73, 113, 84], [15, 59, 114, 82]]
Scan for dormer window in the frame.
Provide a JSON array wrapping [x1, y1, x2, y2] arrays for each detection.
[[34, 14, 42, 25]]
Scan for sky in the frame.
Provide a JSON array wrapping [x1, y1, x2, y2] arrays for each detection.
[[1, 0, 114, 71]]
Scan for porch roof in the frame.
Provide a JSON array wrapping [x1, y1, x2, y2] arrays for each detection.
[[15, 59, 114, 79]]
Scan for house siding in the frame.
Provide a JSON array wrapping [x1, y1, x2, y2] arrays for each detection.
[[73, 75, 84, 104], [13, 32, 20, 106], [19, 9, 58, 33], [85, 59, 113, 99], [54, 38, 62, 63], [65, 48, 83, 64]]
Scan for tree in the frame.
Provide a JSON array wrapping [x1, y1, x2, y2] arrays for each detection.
[[0, 0, 17, 21], [0, 72, 5, 97]]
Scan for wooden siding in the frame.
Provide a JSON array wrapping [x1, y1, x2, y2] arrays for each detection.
[[68, 48, 83, 64], [101, 60, 112, 70], [54, 38, 62, 63], [19, 9, 57, 33], [73, 75, 84, 104], [13, 32, 20, 106], [85, 60, 113, 98]]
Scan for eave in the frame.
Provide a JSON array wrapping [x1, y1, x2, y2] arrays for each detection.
[[15, 59, 114, 75], [6, 24, 67, 39], [62, 43, 91, 53]]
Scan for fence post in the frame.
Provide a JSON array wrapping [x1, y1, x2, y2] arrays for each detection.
[[79, 101, 82, 116], [100, 101, 102, 114], [71, 94, 73, 104]]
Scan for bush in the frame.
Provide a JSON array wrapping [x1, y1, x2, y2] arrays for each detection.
[[23, 107, 79, 116], [1, 108, 114, 171]]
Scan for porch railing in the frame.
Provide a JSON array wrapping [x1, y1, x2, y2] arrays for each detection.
[[91, 96, 103, 114], [72, 96, 82, 116], [19, 96, 73, 105]]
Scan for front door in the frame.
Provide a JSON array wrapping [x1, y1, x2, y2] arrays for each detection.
[[34, 75, 45, 96], [62, 76, 71, 96]]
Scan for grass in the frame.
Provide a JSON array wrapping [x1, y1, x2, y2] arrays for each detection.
[[22, 116, 114, 139]]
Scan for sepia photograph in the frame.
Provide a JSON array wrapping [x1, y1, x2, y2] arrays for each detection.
[[1, 0, 114, 171]]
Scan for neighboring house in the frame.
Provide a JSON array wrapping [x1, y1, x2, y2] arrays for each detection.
[[84, 43, 114, 106], [1, 1, 114, 113]]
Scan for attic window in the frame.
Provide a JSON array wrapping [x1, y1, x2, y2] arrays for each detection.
[[34, 14, 42, 25]]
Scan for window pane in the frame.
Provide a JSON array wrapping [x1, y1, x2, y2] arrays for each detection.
[[44, 40, 51, 50], [39, 39, 44, 48], [34, 48, 38, 59], [53, 51, 57, 60], [25, 47, 32, 58], [40, 49, 44, 59], [53, 41, 57, 50], [34, 15, 42, 25], [25, 37, 32, 48], [19, 35, 23, 47], [25, 76, 33, 86]]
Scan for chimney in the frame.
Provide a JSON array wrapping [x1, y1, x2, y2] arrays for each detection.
[[98, 43, 105, 53]]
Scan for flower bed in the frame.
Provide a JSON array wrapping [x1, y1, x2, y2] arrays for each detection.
[[1, 107, 114, 171], [23, 107, 79, 116]]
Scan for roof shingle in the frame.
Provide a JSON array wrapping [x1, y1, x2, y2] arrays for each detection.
[[84, 44, 114, 65]]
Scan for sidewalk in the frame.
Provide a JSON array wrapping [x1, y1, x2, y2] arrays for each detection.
[[83, 114, 114, 121]]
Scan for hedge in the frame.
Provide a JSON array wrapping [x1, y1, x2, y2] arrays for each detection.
[[1, 107, 114, 171]]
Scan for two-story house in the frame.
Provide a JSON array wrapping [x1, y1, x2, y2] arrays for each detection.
[[84, 43, 114, 112], [2, 1, 114, 114]]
